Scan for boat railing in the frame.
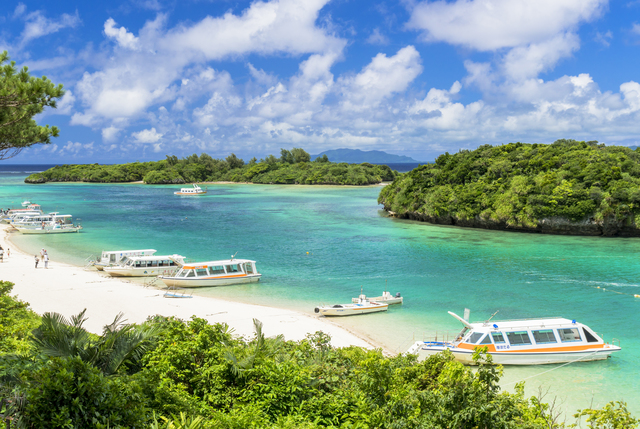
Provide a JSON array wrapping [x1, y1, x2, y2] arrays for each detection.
[[83, 254, 97, 270], [610, 338, 621, 347], [396, 331, 459, 354]]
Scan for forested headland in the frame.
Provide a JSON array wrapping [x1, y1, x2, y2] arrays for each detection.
[[379, 139, 640, 236], [24, 148, 397, 186], [1, 280, 636, 428]]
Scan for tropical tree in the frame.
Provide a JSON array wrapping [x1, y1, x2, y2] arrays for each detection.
[[31, 309, 162, 376], [0, 51, 64, 160]]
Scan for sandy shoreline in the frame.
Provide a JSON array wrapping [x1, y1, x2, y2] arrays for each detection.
[[0, 224, 384, 351]]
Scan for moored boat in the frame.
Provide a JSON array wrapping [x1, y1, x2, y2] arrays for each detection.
[[94, 249, 157, 270], [158, 258, 261, 287], [174, 184, 207, 195], [352, 290, 403, 305], [407, 311, 621, 365], [103, 254, 185, 277], [315, 297, 389, 317], [14, 221, 82, 234]]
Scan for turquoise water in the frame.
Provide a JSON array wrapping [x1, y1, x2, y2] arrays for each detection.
[[1, 169, 639, 416]]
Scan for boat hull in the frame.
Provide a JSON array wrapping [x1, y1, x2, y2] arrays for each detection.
[[408, 342, 621, 365], [15, 226, 82, 234], [103, 267, 179, 277], [317, 303, 388, 317], [174, 192, 207, 195], [159, 274, 262, 287]]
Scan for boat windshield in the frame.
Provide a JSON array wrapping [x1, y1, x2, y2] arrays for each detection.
[[120, 257, 131, 266]]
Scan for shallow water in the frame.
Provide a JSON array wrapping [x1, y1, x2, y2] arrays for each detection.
[[1, 168, 639, 417]]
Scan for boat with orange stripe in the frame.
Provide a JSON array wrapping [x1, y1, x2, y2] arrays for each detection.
[[158, 257, 261, 287], [407, 311, 621, 365]]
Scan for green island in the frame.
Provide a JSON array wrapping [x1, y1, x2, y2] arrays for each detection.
[[379, 139, 640, 236], [1, 280, 636, 428], [24, 148, 397, 186]]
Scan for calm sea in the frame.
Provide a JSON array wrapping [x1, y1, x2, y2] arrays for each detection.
[[1, 168, 638, 416]]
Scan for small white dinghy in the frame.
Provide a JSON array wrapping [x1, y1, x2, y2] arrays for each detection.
[[314, 296, 388, 317], [351, 283, 403, 305]]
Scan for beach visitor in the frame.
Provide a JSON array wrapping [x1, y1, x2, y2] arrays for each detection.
[[6, 248, 9, 258], [0, 246, 4, 263], [44, 252, 49, 269], [35, 255, 39, 268], [40, 248, 45, 262]]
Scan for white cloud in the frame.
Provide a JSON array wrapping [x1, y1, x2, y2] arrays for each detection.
[[102, 126, 122, 142], [632, 23, 640, 35], [341, 46, 422, 109], [595, 30, 613, 47], [20, 9, 80, 46], [62, 141, 94, 156], [104, 18, 140, 50], [13, 3, 26, 19], [55, 90, 76, 115], [132, 127, 163, 143], [407, 0, 606, 51], [366, 28, 389, 45]]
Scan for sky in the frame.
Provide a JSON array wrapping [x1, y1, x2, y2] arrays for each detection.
[[2, 0, 640, 163]]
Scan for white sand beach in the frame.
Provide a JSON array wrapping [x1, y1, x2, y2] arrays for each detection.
[[0, 224, 380, 350]]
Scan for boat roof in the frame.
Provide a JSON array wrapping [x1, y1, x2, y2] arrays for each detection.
[[181, 259, 256, 269], [126, 254, 185, 261], [102, 249, 156, 254], [465, 317, 581, 331]]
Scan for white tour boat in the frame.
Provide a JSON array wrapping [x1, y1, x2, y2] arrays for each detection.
[[1, 204, 43, 223], [352, 289, 403, 305], [314, 296, 389, 317], [174, 184, 207, 196], [407, 311, 621, 365], [158, 258, 261, 287], [103, 254, 185, 277], [94, 249, 157, 270], [14, 223, 83, 234]]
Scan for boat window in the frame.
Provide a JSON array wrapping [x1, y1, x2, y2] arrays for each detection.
[[196, 268, 208, 277], [506, 331, 532, 346], [177, 270, 189, 278], [225, 264, 240, 273], [532, 330, 557, 344], [491, 332, 505, 344], [244, 263, 253, 274], [582, 328, 599, 343], [558, 328, 581, 342], [186, 270, 195, 278], [110, 254, 117, 263], [209, 266, 225, 274], [135, 261, 141, 267], [479, 334, 492, 345], [467, 332, 484, 344], [150, 260, 158, 267]]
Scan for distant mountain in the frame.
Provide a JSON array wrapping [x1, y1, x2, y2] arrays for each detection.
[[311, 148, 419, 163]]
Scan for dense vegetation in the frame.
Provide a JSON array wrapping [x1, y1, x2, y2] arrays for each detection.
[[24, 148, 397, 186], [379, 140, 640, 236], [1, 280, 637, 428]]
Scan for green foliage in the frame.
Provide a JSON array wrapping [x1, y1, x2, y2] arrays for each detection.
[[379, 140, 640, 232], [25, 148, 398, 185], [21, 356, 147, 428], [0, 51, 64, 160], [0, 280, 40, 355], [571, 401, 639, 429]]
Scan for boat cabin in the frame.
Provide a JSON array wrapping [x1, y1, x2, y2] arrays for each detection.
[[173, 259, 257, 278], [99, 249, 157, 265], [119, 254, 185, 268]]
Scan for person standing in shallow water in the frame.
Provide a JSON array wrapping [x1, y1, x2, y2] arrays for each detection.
[[34, 255, 39, 268]]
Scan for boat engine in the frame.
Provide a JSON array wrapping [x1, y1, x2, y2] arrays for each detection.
[[395, 292, 401, 297], [314, 307, 319, 313]]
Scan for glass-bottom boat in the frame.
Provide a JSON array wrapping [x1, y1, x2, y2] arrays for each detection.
[[407, 311, 621, 365], [103, 254, 185, 277], [158, 259, 261, 287]]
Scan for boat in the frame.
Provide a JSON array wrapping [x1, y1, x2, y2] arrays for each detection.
[[21, 200, 32, 207], [174, 184, 207, 195], [314, 296, 389, 317], [11, 212, 73, 227], [1, 204, 43, 223], [158, 258, 261, 287], [352, 284, 403, 305], [406, 310, 622, 365], [103, 254, 185, 277], [14, 221, 82, 234], [93, 249, 157, 271]]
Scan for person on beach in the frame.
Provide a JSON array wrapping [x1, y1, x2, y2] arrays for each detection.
[[35, 254, 39, 268], [44, 252, 49, 269], [6, 248, 9, 258], [40, 248, 45, 262], [0, 246, 4, 263]]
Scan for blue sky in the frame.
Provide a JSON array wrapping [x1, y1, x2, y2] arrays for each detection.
[[2, 0, 640, 163]]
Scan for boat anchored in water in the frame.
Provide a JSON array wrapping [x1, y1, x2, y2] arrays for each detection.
[[158, 258, 261, 287], [352, 284, 403, 305], [407, 310, 621, 365], [93, 249, 157, 271], [103, 254, 185, 277], [315, 296, 389, 317], [174, 184, 207, 195]]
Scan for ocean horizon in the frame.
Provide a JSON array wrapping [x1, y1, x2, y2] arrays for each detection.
[[1, 168, 638, 417]]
